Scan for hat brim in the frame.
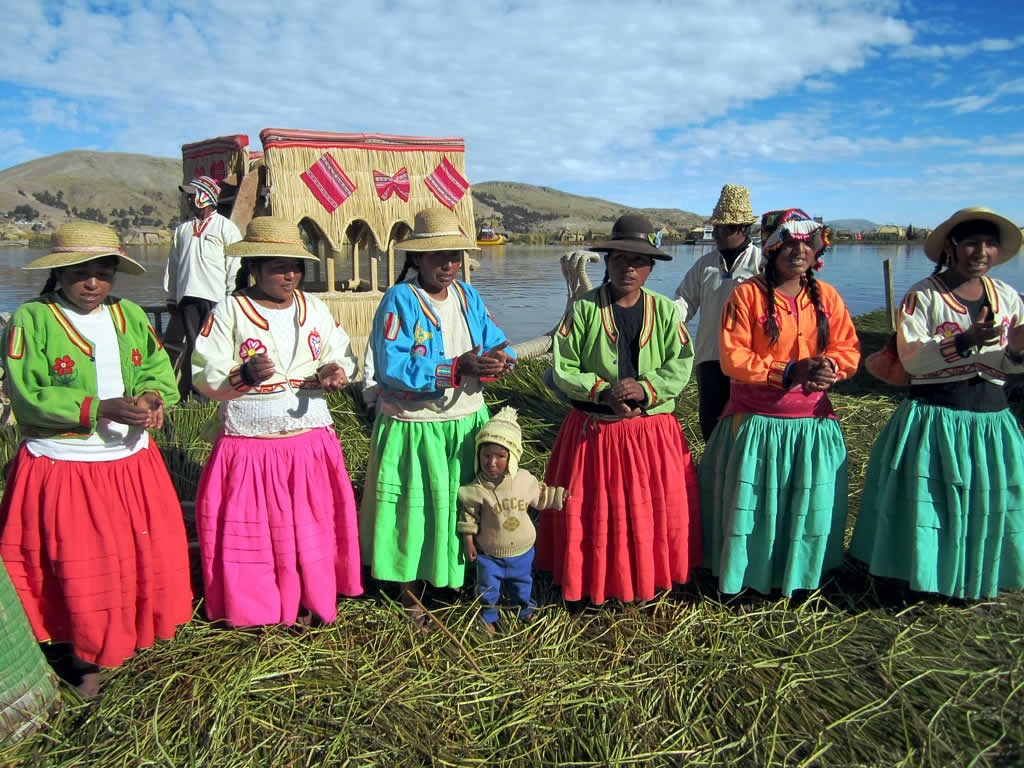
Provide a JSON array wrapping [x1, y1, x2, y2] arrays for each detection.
[[22, 249, 146, 276], [224, 241, 320, 261], [395, 234, 480, 252], [707, 214, 757, 226], [924, 207, 1022, 265], [588, 238, 672, 260]]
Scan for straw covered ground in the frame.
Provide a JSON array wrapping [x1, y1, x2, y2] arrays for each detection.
[[1, 311, 1022, 767]]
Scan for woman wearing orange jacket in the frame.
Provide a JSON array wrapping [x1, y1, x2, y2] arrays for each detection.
[[700, 208, 860, 596]]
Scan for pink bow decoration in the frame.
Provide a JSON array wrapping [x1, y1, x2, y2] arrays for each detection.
[[373, 167, 411, 202]]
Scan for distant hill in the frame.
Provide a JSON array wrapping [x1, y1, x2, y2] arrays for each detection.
[[0, 150, 182, 233], [827, 218, 878, 233], [0, 150, 705, 240], [472, 181, 705, 237]]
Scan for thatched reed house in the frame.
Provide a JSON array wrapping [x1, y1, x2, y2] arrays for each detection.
[[181, 129, 477, 361]]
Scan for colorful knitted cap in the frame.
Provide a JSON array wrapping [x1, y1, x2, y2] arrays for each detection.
[[760, 208, 830, 258], [475, 406, 523, 476], [179, 175, 221, 209]]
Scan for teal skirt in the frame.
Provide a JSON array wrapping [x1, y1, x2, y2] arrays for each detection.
[[1, 561, 58, 742], [700, 413, 849, 595], [359, 406, 490, 588], [850, 399, 1024, 599]]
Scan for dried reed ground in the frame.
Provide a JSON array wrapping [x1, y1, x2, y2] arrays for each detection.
[[1, 311, 1022, 767]]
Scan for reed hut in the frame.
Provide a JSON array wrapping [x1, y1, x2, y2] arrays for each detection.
[[181, 129, 477, 365]]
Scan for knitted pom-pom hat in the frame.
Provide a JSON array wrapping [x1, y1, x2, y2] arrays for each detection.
[[475, 406, 523, 476]]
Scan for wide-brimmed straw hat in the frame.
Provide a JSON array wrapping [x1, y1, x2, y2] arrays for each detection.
[[924, 206, 1022, 266], [394, 208, 480, 253], [588, 213, 672, 260], [224, 217, 320, 262], [707, 184, 757, 226], [23, 221, 145, 275]]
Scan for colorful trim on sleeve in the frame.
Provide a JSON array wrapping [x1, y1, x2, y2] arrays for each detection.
[[435, 359, 457, 389], [383, 312, 400, 341], [79, 396, 94, 427], [7, 326, 24, 360], [642, 379, 657, 406], [589, 378, 607, 403], [940, 335, 963, 363], [767, 360, 788, 388], [199, 313, 216, 338], [148, 324, 164, 350], [228, 365, 250, 392]]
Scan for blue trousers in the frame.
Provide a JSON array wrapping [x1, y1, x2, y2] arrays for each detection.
[[475, 548, 536, 623]]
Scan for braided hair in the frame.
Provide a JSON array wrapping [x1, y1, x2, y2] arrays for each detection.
[[762, 257, 782, 345], [932, 251, 947, 275], [803, 269, 831, 353], [396, 252, 419, 283], [40, 269, 59, 296]]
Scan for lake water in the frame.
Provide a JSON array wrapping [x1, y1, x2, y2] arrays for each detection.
[[3, 242, 1024, 344]]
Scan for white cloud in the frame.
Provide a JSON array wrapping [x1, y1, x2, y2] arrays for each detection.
[[896, 35, 1024, 59]]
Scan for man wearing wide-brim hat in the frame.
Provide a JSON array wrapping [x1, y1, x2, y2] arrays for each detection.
[[163, 174, 243, 399], [674, 183, 762, 440]]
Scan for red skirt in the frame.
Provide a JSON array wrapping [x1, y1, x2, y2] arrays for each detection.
[[535, 409, 701, 603], [0, 442, 193, 668]]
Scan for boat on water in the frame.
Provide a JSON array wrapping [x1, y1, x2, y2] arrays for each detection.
[[476, 227, 506, 246]]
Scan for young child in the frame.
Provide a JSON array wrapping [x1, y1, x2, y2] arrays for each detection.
[[0, 222, 192, 697], [191, 216, 362, 627], [457, 407, 566, 632]]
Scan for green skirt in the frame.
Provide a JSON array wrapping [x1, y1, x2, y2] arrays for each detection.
[[850, 399, 1024, 599], [359, 406, 489, 588], [1, 561, 59, 742], [700, 413, 849, 595]]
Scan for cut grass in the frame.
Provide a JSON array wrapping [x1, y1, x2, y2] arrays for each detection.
[[1, 310, 1022, 767]]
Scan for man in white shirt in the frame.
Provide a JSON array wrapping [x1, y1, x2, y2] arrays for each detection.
[[163, 175, 243, 398], [674, 184, 761, 440]]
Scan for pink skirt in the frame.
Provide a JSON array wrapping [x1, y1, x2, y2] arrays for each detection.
[[0, 442, 193, 668], [535, 409, 701, 603], [197, 427, 362, 626]]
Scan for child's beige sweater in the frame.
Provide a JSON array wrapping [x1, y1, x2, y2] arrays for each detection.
[[457, 470, 566, 558]]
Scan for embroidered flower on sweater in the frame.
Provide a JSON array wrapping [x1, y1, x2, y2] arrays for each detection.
[[52, 355, 75, 377], [131, 348, 142, 366], [239, 338, 268, 359], [935, 321, 961, 339]]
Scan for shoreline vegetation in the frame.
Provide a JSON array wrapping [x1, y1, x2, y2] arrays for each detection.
[[1, 310, 1022, 766]]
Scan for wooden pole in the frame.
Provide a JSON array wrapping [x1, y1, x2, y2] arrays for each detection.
[[883, 259, 896, 330]]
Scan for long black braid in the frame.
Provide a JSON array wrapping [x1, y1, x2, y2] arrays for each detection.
[[932, 251, 947, 275], [762, 257, 782, 345], [40, 269, 59, 295], [233, 261, 253, 293], [396, 252, 419, 283], [803, 269, 831, 353]]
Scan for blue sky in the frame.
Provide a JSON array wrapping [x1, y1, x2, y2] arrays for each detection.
[[1, 0, 1022, 229]]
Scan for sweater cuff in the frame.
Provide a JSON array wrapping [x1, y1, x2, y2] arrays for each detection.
[[228, 364, 251, 392], [589, 378, 608, 403], [768, 360, 789, 388], [640, 379, 657, 406], [948, 334, 969, 361], [435, 357, 458, 390], [80, 396, 98, 428]]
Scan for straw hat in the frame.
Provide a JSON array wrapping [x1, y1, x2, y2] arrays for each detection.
[[224, 217, 320, 261], [23, 221, 145, 275], [924, 206, 1022, 266], [475, 406, 523, 476], [587, 213, 672, 260], [394, 208, 480, 252], [707, 184, 757, 226]]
